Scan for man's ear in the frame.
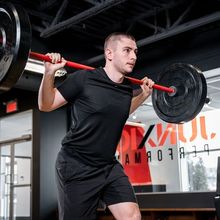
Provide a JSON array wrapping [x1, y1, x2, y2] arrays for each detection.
[[105, 48, 113, 61]]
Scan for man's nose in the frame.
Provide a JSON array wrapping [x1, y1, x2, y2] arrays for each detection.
[[131, 51, 137, 60]]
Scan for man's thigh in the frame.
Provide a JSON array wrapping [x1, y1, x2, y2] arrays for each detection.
[[102, 163, 140, 219], [102, 162, 137, 206], [55, 150, 105, 219]]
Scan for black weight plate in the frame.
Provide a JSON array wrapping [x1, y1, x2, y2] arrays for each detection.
[[152, 63, 207, 123], [0, 2, 31, 91]]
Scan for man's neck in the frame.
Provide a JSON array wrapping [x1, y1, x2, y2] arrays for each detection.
[[103, 65, 124, 84]]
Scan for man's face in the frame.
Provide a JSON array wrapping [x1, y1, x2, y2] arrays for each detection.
[[107, 37, 138, 74]]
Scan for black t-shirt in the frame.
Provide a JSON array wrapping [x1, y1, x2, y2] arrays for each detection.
[[57, 67, 133, 166]]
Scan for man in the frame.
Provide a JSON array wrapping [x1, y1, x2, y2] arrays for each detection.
[[38, 32, 154, 220]]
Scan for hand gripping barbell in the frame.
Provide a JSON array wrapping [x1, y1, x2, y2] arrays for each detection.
[[0, 2, 207, 123]]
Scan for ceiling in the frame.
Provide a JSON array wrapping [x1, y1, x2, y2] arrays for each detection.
[[5, 0, 220, 63]]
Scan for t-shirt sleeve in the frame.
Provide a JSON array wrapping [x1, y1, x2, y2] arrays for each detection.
[[57, 70, 86, 103]]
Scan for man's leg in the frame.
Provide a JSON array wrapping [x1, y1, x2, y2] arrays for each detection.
[[108, 202, 141, 220], [55, 150, 104, 220], [102, 162, 141, 220]]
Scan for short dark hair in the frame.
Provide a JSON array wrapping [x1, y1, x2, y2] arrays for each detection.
[[104, 32, 136, 50]]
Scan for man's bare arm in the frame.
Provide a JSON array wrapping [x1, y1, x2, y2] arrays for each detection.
[[38, 53, 67, 112], [129, 77, 154, 114]]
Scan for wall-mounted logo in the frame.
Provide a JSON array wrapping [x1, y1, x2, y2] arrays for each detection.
[[144, 116, 216, 148], [117, 115, 217, 184]]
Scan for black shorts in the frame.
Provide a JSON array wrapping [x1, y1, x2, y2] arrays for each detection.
[[55, 149, 137, 220]]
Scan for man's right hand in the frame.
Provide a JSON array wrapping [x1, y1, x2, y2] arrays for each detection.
[[44, 53, 67, 75]]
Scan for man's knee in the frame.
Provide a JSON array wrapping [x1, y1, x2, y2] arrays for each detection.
[[116, 205, 141, 220], [129, 207, 141, 220]]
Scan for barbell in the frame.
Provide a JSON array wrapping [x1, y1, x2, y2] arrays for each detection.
[[0, 2, 207, 123]]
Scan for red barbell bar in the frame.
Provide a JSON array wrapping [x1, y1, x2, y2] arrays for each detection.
[[29, 51, 175, 94]]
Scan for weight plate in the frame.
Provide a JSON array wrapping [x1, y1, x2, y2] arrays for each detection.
[[0, 2, 31, 91], [152, 63, 207, 123]]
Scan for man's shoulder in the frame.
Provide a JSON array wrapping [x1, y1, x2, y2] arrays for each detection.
[[83, 67, 105, 80], [71, 67, 103, 76], [64, 68, 104, 85]]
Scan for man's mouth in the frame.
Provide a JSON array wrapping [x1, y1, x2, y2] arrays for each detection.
[[127, 63, 135, 67]]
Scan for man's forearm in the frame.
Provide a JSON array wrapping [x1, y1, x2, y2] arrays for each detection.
[[129, 92, 150, 114], [38, 74, 56, 111]]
